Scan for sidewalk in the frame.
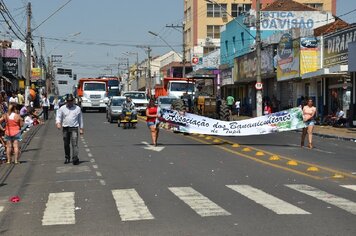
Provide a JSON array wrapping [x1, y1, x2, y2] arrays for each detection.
[[232, 115, 356, 142]]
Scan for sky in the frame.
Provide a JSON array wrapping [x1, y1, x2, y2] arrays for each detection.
[[2, 0, 356, 78]]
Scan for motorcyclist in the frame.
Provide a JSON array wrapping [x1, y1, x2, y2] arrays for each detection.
[[121, 96, 137, 120]]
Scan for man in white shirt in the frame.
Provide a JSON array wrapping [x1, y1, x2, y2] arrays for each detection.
[[9, 92, 18, 105], [235, 100, 241, 117], [56, 94, 84, 165]]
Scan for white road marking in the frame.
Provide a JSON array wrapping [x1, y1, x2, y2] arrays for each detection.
[[90, 158, 95, 163], [141, 141, 165, 152], [92, 164, 98, 169], [96, 171, 102, 177], [85, 148, 90, 152], [42, 192, 75, 225], [88, 153, 93, 158], [226, 185, 310, 215], [100, 180, 106, 186], [84, 145, 88, 148], [0, 206, 4, 213], [286, 184, 356, 215], [56, 166, 91, 174], [168, 187, 231, 217], [341, 185, 356, 191], [111, 189, 154, 221]]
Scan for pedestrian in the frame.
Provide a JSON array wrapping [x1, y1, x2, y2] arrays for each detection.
[[41, 93, 50, 120], [235, 99, 241, 117], [0, 104, 23, 164], [226, 95, 235, 120], [146, 99, 159, 146], [17, 90, 24, 110], [52, 96, 60, 118], [263, 101, 272, 115], [55, 94, 83, 165], [301, 98, 317, 149], [8, 92, 18, 105]]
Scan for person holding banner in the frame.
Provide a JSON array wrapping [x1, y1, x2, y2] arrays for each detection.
[[146, 99, 159, 146], [301, 98, 316, 149]]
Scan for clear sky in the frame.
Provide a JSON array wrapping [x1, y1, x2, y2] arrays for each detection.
[[2, 0, 356, 78]]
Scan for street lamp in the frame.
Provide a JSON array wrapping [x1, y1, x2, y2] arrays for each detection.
[[148, 30, 186, 78], [204, 0, 262, 116]]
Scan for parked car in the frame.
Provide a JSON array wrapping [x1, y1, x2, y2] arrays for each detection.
[[157, 96, 177, 110], [106, 96, 126, 123]]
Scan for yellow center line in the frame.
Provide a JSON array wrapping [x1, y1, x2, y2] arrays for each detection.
[[216, 137, 356, 180], [186, 135, 322, 180]]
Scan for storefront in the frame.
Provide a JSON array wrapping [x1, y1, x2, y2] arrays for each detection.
[[348, 41, 356, 126]]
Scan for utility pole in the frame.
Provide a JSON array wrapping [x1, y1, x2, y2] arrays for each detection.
[[166, 23, 186, 78], [40, 37, 45, 94], [256, 0, 263, 117], [147, 46, 152, 98], [25, 2, 32, 106]]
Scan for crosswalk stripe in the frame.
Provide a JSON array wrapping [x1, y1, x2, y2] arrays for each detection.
[[340, 185, 356, 192], [42, 192, 75, 226], [111, 189, 154, 221], [168, 187, 231, 217], [286, 184, 356, 215], [0, 206, 4, 213], [226, 185, 310, 215]]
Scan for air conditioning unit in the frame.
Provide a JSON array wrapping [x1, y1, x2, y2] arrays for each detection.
[[205, 37, 213, 43]]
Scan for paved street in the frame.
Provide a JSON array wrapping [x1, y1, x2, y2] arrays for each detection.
[[0, 112, 355, 236]]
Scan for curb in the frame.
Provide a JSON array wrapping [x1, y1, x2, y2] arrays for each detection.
[[295, 129, 356, 142]]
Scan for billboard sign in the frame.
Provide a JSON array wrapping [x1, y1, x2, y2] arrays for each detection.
[[261, 11, 333, 31], [300, 37, 320, 75], [3, 58, 19, 75], [323, 25, 356, 67], [276, 33, 300, 81]]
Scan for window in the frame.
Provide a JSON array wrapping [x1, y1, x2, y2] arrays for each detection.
[[170, 83, 194, 92], [58, 80, 68, 85], [111, 98, 125, 106], [232, 4, 252, 17], [207, 25, 221, 39], [84, 83, 106, 91], [306, 3, 323, 10], [185, 7, 192, 22], [203, 47, 218, 55], [207, 3, 227, 17]]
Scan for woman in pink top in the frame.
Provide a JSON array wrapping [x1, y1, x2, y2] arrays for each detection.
[[0, 104, 23, 164], [301, 99, 316, 149]]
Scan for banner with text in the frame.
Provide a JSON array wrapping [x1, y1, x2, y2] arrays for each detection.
[[159, 107, 306, 136]]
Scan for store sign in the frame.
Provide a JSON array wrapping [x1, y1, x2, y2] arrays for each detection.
[[348, 42, 356, 72], [300, 37, 320, 75], [261, 11, 333, 31], [236, 46, 274, 82], [3, 58, 18, 75], [221, 68, 233, 86], [193, 50, 220, 70], [31, 68, 42, 80], [323, 25, 356, 67], [276, 33, 300, 81]]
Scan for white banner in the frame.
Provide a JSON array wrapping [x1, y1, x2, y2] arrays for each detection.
[[159, 107, 306, 136]]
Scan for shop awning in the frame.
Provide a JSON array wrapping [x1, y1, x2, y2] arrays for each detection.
[[1, 76, 12, 84], [302, 65, 348, 79]]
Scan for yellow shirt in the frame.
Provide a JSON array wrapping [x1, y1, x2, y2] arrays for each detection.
[[17, 94, 24, 105]]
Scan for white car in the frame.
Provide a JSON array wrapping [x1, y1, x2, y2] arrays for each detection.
[[157, 96, 177, 110], [122, 91, 149, 115]]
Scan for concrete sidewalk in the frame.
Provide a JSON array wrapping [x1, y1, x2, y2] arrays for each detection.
[[232, 115, 356, 142]]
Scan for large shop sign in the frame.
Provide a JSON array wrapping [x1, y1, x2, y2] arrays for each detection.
[[276, 33, 300, 81], [3, 58, 18, 75], [261, 11, 333, 31], [323, 25, 356, 67], [236, 46, 274, 82]]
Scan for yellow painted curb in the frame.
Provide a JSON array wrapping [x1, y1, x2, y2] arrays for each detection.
[[287, 160, 298, 166], [242, 147, 251, 152], [256, 151, 265, 156], [198, 134, 205, 138], [269, 155, 280, 161], [332, 174, 344, 179], [232, 143, 240, 148], [213, 139, 221, 143], [205, 136, 212, 140], [307, 167, 319, 172]]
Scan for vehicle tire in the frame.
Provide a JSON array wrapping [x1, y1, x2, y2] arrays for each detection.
[[172, 99, 186, 112], [219, 100, 230, 121]]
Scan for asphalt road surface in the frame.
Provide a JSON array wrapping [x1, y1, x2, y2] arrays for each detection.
[[0, 111, 355, 236]]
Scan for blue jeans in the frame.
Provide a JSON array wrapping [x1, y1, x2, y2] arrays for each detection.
[[62, 127, 79, 161]]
